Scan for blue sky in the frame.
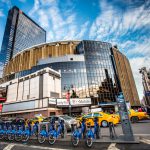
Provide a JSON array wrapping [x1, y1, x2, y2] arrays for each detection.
[[0, 0, 150, 100]]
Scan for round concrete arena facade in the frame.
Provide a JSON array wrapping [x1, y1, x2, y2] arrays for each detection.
[[3, 40, 80, 77], [2, 40, 140, 106]]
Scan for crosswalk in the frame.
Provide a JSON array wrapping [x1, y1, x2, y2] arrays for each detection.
[[140, 138, 150, 145], [3, 144, 15, 150], [1, 138, 150, 150], [107, 143, 120, 150]]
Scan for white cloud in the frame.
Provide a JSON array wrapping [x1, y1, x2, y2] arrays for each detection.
[[38, 9, 49, 28], [0, 9, 4, 17], [1, 0, 12, 8], [29, 0, 40, 16], [129, 57, 150, 100], [29, 0, 88, 42], [47, 31, 54, 42], [19, 0, 26, 3], [89, 0, 150, 40], [75, 21, 89, 39], [126, 38, 150, 57]]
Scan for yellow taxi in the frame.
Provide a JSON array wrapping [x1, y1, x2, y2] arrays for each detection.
[[76, 112, 119, 127], [29, 115, 45, 125], [129, 109, 149, 123], [115, 109, 149, 123]]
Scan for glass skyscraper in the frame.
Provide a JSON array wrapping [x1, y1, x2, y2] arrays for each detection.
[[1, 6, 46, 63]]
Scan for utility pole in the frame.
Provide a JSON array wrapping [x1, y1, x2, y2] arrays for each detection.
[[65, 85, 74, 116]]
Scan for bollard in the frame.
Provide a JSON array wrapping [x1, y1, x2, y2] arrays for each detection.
[[71, 124, 75, 133], [109, 122, 117, 140], [94, 117, 101, 139], [81, 118, 86, 139]]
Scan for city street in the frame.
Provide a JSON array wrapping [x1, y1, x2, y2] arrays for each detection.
[[0, 120, 150, 150]]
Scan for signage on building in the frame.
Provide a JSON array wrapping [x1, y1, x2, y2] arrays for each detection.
[[70, 98, 91, 106], [0, 97, 6, 102], [91, 108, 102, 112], [98, 102, 117, 106], [145, 91, 150, 96], [57, 98, 91, 107], [57, 99, 69, 106], [49, 98, 56, 104]]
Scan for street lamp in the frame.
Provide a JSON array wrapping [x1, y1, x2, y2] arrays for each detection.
[[66, 90, 71, 116], [64, 85, 74, 116]]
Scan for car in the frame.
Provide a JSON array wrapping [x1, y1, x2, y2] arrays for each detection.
[[76, 112, 119, 127], [42, 115, 77, 131], [115, 109, 150, 123], [129, 109, 149, 123], [29, 115, 45, 125]]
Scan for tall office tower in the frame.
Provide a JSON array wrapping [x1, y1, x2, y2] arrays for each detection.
[[1, 6, 46, 64]]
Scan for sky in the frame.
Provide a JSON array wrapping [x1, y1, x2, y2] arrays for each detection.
[[0, 0, 150, 100]]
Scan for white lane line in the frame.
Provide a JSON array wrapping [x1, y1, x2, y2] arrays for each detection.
[[140, 138, 150, 145], [107, 143, 120, 150], [27, 145, 71, 150], [1, 142, 69, 150], [3, 144, 15, 150]]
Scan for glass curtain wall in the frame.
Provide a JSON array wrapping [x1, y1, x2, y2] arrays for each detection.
[[16, 61, 89, 98], [77, 40, 119, 104]]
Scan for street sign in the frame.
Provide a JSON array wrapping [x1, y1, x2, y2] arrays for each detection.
[[145, 91, 150, 96]]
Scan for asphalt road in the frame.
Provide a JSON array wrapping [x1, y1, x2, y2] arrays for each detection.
[[0, 120, 150, 150]]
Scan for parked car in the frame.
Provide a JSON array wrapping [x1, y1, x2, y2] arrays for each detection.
[[76, 112, 119, 127], [29, 116, 45, 125], [42, 115, 77, 131], [115, 109, 150, 123]]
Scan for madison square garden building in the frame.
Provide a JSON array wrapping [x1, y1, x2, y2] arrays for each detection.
[[1, 40, 140, 115]]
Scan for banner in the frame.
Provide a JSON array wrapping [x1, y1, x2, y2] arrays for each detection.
[[57, 99, 69, 106], [49, 98, 56, 104], [70, 98, 91, 106], [56, 98, 91, 107]]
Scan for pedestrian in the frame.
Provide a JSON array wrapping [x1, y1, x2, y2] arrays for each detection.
[[138, 107, 142, 112]]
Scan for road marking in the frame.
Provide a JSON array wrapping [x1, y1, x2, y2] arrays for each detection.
[[27, 145, 70, 150], [3, 144, 15, 150], [107, 143, 120, 150], [140, 138, 150, 145], [1, 142, 71, 150]]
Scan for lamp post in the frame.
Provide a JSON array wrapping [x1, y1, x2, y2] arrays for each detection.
[[66, 90, 71, 116], [64, 85, 74, 116]]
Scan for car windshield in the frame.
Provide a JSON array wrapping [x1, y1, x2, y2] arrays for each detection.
[[60, 115, 72, 120]]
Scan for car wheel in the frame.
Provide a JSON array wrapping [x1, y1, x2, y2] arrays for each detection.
[[131, 117, 139, 123], [101, 120, 108, 127]]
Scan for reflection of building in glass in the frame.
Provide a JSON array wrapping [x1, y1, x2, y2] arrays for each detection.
[[2, 40, 140, 107], [97, 69, 118, 103], [1, 6, 46, 63]]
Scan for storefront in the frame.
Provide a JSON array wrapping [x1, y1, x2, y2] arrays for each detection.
[[56, 98, 91, 116]]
